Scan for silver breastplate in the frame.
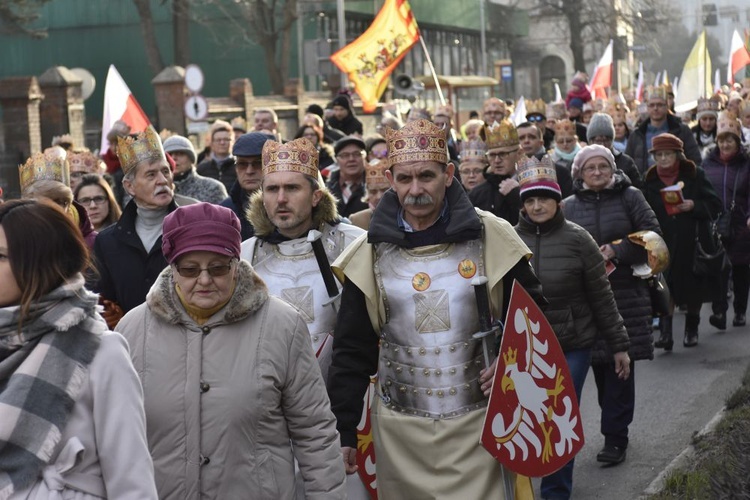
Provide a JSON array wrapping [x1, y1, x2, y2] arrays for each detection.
[[375, 239, 488, 419], [252, 226, 347, 355]]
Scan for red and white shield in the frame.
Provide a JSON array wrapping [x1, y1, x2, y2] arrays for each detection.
[[356, 378, 378, 499], [480, 280, 584, 477]]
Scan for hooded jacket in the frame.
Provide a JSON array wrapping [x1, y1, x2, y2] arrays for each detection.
[[625, 113, 703, 174], [116, 262, 347, 500]]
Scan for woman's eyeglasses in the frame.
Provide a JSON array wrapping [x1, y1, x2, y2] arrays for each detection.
[[78, 196, 108, 206], [174, 263, 233, 278]]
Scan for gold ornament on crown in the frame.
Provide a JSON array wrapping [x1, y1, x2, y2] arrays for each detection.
[[460, 138, 488, 163], [116, 126, 166, 175], [481, 119, 519, 150], [19, 150, 70, 193], [365, 159, 390, 188], [696, 98, 720, 115], [384, 119, 448, 167], [717, 112, 742, 138], [525, 98, 547, 117], [68, 151, 102, 174], [516, 155, 557, 188], [646, 85, 668, 102], [262, 137, 319, 178], [547, 102, 567, 121], [553, 119, 577, 138]]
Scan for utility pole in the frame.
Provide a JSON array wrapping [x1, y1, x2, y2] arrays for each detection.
[[336, 0, 348, 87]]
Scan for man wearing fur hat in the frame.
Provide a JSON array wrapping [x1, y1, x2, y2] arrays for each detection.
[[163, 135, 228, 204], [328, 119, 545, 499], [625, 85, 702, 174], [93, 126, 178, 327]]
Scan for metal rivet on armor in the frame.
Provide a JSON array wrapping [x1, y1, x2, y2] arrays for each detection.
[[426, 389, 433, 396], [449, 368, 457, 375], [406, 348, 412, 355], [434, 347, 441, 354], [399, 386, 407, 393], [449, 388, 457, 395], [386, 380, 393, 386], [413, 411, 419, 415], [412, 389, 418, 394], [409, 367, 415, 374], [463, 342, 469, 349], [464, 364, 470, 371], [437, 390, 444, 398], [424, 413, 430, 418], [313, 335, 319, 342], [464, 383, 471, 390], [475, 359, 482, 365], [434, 370, 442, 377], [201, 326, 211, 334], [449, 345, 456, 352], [383, 342, 389, 348], [423, 369, 430, 376], [419, 347, 426, 355], [396, 367, 402, 374], [394, 347, 399, 352], [386, 361, 392, 367]]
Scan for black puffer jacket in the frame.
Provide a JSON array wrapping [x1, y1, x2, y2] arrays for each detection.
[[515, 209, 630, 355], [468, 171, 521, 225], [563, 171, 660, 363]]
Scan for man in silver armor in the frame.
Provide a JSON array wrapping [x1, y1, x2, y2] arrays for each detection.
[[328, 119, 546, 498]]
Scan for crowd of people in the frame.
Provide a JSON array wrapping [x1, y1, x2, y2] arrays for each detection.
[[1, 80, 749, 500]]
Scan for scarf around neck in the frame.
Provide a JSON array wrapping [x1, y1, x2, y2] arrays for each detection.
[[0, 275, 104, 498]]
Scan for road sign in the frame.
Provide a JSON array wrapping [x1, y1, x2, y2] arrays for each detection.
[[184, 64, 205, 93], [185, 95, 208, 121]]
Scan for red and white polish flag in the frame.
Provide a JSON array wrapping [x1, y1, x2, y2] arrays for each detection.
[[728, 30, 750, 85], [100, 64, 150, 154], [589, 40, 613, 100]]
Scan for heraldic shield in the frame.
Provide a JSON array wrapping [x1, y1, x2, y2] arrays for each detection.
[[480, 280, 584, 477]]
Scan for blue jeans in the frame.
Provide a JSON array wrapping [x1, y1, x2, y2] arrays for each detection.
[[540, 348, 591, 500]]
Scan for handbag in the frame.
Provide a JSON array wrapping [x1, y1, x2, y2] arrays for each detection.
[[693, 220, 727, 278], [715, 168, 739, 242], [647, 273, 671, 317]]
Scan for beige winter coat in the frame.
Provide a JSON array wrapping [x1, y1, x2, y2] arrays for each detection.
[[116, 261, 346, 500]]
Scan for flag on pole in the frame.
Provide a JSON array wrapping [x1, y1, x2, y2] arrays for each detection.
[[330, 0, 419, 113], [589, 40, 613, 99], [100, 65, 150, 154], [674, 31, 712, 113], [554, 83, 562, 103], [714, 69, 722, 93], [635, 61, 645, 101], [728, 30, 750, 84], [510, 97, 527, 126]]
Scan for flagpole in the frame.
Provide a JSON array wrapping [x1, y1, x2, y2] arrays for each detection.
[[418, 33, 447, 106]]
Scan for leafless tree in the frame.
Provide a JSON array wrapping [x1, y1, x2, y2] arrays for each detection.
[[0, 0, 53, 38]]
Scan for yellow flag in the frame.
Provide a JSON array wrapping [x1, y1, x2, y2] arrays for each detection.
[[674, 31, 712, 113], [330, 0, 420, 113]]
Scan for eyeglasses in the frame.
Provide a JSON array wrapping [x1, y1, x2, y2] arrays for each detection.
[[336, 152, 364, 160], [486, 150, 518, 160], [174, 262, 234, 278], [527, 115, 545, 122], [581, 164, 613, 174], [460, 168, 484, 176], [236, 159, 263, 170], [78, 196, 108, 206]]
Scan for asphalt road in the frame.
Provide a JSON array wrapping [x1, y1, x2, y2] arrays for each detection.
[[532, 304, 750, 499]]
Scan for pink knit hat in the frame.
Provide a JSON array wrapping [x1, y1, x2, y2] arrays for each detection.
[[162, 203, 241, 264], [571, 144, 615, 178]]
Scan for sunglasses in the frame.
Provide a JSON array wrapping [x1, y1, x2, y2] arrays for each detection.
[[174, 263, 233, 278], [527, 115, 545, 122]]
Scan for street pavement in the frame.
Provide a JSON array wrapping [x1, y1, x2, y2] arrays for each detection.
[[533, 304, 750, 499]]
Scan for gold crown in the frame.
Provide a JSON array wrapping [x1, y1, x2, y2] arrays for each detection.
[[117, 126, 166, 175], [696, 98, 720, 115], [546, 102, 567, 120], [503, 347, 518, 366], [516, 155, 557, 189], [553, 119, 577, 137], [19, 150, 70, 193], [385, 119, 448, 167], [52, 133, 74, 147], [365, 159, 390, 188], [460, 138, 488, 163], [262, 137, 319, 178], [525, 98, 547, 117], [646, 85, 668, 102], [68, 151, 102, 174], [605, 102, 629, 121], [717, 112, 742, 138], [481, 119, 519, 150]]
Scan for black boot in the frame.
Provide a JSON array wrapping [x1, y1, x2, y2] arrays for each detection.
[[654, 315, 674, 351], [684, 314, 699, 347]]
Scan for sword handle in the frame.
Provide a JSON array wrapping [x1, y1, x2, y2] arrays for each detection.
[[471, 276, 493, 332]]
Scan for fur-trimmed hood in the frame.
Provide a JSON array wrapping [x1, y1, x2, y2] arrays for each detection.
[[146, 260, 268, 326], [245, 185, 340, 238]]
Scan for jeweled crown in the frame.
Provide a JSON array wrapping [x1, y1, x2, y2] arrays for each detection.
[[481, 119, 519, 150], [68, 151, 102, 174], [546, 102, 567, 120], [117, 126, 166, 175], [460, 138, 488, 163], [19, 150, 70, 193], [516, 155, 557, 188], [525, 98, 547, 117], [696, 98, 720, 114], [262, 137, 319, 178], [553, 119, 577, 137], [717, 112, 742, 138], [384, 119, 448, 167], [365, 159, 390, 188]]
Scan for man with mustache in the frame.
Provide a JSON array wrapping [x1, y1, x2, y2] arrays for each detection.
[[328, 119, 546, 498], [239, 137, 367, 498], [93, 126, 180, 328]]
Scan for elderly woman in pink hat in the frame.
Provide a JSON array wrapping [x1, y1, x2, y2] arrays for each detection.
[[564, 144, 661, 467], [116, 202, 346, 500]]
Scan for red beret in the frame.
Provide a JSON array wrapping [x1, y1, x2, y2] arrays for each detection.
[[649, 133, 684, 154]]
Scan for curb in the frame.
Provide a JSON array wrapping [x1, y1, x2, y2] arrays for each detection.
[[639, 406, 727, 497]]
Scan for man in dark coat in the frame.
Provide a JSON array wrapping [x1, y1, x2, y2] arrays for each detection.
[[197, 120, 236, 191], [220, 132, 274, 240], [625, 85, 702, 174], [326, 136, 368, 218], [517, 122, 573, 198]]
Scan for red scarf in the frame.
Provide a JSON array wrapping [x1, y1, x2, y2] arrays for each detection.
[[656, 160, 680, 186]]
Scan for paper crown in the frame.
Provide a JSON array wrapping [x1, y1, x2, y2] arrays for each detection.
[[553, 119, 577, 137], [717, 112, 742, 139], [460, 138, 488, 163], [481, 119, 519, 150], [19, 150, 70, 193], [525, 98, 547, 117], [646, 85, 668, 101], [384, 119, 448, 167], [262, 137, 319, 178], [52, 133, 74, 147], [365, 159, 390, 187], [68, 151, 102, 174], [696, 98, 720, 115], [517, 155, 561, 200], [117, 126, 166, 175], [546, 102, 567, 120], [605, 102, 629, 121]]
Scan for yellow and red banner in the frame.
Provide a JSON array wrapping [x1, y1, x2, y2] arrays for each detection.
[[330, 0, 419, 113]]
